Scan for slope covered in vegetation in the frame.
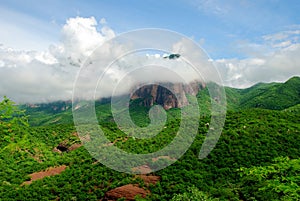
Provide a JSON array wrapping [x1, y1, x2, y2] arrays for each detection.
[[1, 77, 299, 200], [226, 76, 300, 110]]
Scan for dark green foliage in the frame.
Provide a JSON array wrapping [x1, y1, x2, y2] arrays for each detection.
[[129, 98, 151, 127], [152, 109, 300, 200], [225, 76, 300, 110], [2, 106, 298, 200]]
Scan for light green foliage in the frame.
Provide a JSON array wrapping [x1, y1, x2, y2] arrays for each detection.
[[225, 76, 300, 110], [171, 186, 218, 201], [284, 103, 300, 113], [239, 157, 300, 200], [0, 96, 29, 148]]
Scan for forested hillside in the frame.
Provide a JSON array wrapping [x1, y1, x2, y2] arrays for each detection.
[[225, 76, 300, 110], [1, 77, 299, 200]]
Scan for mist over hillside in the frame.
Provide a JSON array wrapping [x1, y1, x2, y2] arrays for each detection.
[[20, 76, 300, 126]]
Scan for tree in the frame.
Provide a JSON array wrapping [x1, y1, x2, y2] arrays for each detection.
[[171, 186, 219, 201], [239, 157, 300, 200], [0, 96, 29, 147]]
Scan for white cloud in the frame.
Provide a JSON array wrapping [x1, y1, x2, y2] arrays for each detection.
[[262, 29, 300, 49], [213, 28, 300, 88], [0, 16, 299, 103], [263, 30, 300, 42], [0, 47, 76, 103], [215, 43, 300, 88], [272, 40, 292, 48], [50, 16, 115, 67], [0, 17, 206, 103], [0, 16, 116, 103], [263, 32, 290, 41], [192, 0, 231, 16]]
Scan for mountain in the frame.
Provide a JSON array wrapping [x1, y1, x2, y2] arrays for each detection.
[[225, 76, 300, 110], [20, 76, 300, 126], [130, 82, 203, 110], [20, 101, 73, 126]]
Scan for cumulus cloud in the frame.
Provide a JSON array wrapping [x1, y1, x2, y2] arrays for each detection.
[[50, 16, 115, 67], [0, 16, 116, 103]]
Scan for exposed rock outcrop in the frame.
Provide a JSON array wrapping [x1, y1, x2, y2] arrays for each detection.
[[103, 175, 161, 200], [104, 184, 149, 201], [53, 137, 82, 153], [130, 81, 204, 110]]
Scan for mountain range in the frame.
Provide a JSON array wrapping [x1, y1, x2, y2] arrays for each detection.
[[21, 76, 300, 126]]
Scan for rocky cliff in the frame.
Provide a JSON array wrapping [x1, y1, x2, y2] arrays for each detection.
[[130, 82, 204, 110]]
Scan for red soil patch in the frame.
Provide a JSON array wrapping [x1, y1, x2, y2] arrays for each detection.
[[22, 165, 67, 185], [104, 184, 149, 201]]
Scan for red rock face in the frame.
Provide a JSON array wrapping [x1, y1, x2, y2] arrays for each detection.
[[104, 184, 149, 200], [103, 175, 161, 200], [130, 82, 203, 110]]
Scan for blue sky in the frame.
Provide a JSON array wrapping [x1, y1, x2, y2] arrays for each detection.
[[0, 0, 300, 102], [1, 0, 300, 58]]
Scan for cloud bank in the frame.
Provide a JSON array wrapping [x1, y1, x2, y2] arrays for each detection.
[[215, 30, 300, 88], [0, 16, 299, 103]]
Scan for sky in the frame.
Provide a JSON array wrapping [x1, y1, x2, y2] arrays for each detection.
[[0, 0, 300, 103]]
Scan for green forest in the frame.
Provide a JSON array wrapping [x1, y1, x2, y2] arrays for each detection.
[[1, 77, 300, 200]]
